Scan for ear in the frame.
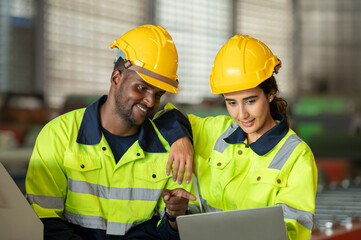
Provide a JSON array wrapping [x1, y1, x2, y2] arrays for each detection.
[[268, 91, 276, 102], [111, 69, 122, 86]]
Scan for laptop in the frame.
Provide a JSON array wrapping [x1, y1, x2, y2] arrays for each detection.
[[177, 205, 287, 240], [0, 162, 43, 239]]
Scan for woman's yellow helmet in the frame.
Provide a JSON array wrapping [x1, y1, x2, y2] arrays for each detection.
[[210, 34, 281, 94]]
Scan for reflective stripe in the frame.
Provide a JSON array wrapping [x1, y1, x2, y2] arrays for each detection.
[[268, 134, 302, 170], [125, 60, 178, 88], [107, 221, 142, 236], [64, 210, 107, 230], [110, 187, 162, 201], [64, 210, 150, 236], [214, 122, 239, 153], [279, 203, 314, 231], [200, 196, 222, 212], [27, 194, 64, 209], [68, 179, 109, 199], [68, 178, 161, 201]]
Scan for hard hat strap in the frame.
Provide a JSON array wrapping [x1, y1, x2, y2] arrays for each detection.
[[124, 60, 178, 88]]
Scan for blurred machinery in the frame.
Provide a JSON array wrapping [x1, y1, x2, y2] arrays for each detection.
[[291, 96, 361, 239]]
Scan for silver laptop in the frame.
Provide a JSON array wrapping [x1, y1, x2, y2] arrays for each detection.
[[177, 205, 287, 240], [0, 162, 43, 239]]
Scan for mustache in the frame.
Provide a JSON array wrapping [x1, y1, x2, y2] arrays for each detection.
[[136, 103, 154, 112]]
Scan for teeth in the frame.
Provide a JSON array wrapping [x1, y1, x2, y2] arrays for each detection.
[[137, 104, 146, 112]]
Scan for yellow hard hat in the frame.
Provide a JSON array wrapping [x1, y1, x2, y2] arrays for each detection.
[[110, 25, 179, 93], [210, 34, 281, 94]]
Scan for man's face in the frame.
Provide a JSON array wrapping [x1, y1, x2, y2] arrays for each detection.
[[114, 70, 165, 126]]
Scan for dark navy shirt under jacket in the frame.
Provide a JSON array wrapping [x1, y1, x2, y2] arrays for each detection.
[[101, 126, 139, 164]]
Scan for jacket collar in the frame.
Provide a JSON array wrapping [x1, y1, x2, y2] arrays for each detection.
[[224, 113, 289, 156], [76, 95, 166, 153]]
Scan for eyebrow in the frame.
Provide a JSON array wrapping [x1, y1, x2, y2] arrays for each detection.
[[224, 95, 258, 102], [137, 78, 166, 95]]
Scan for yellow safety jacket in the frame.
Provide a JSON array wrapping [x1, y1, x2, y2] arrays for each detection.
[[26, 96, 192, 237], [188, 114, 317, 240]]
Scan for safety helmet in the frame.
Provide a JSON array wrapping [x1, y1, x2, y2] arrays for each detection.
[[110, 25, 179, 93], [210, 34, 281, 94]]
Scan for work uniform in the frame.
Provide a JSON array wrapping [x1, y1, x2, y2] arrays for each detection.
[[189, 113, 318, 240], [26, 95, 192, 239]]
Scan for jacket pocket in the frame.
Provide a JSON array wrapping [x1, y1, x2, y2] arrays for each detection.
[[244, 168, 286, 207], [63, 152, 102, 213]]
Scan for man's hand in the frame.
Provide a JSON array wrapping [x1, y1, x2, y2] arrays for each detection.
[[162, 188, 196, 230], [167, 136, 195, 185]]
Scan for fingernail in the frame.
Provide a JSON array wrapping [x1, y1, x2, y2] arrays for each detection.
[[178, 181, 182, 185], [167, 172, 169, 176], [186, 180, 190, 184], [173, 178, 176, 182]]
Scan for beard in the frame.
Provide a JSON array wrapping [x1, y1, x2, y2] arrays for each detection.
[[114, 89, 139, 126]]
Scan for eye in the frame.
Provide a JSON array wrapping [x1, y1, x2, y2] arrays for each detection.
[[226, 100, 237, 106], [137, 84, 148, 92], [245, 99, 256, 105]]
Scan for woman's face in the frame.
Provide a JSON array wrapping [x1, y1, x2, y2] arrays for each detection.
[[223, 86, 275, 143]]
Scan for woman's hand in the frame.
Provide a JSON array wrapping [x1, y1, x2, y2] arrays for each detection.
[[167, 136, 195, 184]]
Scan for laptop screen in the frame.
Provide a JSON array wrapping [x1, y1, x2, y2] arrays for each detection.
[[0, 162, 43, 239], [177, 205, 287, 240]]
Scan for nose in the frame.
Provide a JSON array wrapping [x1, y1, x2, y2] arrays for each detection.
[[238, 104, 249, 120], [143, 91, 156, 109]]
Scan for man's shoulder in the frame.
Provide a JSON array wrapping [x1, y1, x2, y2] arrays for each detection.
[[43, 107, 87, 131]]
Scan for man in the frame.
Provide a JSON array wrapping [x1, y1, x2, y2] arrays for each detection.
[[26, 25, 195, 240]]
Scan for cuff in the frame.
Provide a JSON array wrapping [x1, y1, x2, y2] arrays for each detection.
[[154, 108, 193, 146], [157, 214, 180, 240]]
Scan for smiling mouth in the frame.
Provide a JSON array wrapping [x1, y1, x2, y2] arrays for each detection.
[[241, 119, 255, 127], [136, 104, 148, 113]]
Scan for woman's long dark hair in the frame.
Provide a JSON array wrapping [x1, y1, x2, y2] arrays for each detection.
[[258, 76, 289, 126]]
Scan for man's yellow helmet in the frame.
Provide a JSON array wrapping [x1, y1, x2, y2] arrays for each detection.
[[110, 25, 179, 93], [210, 34, 281, 94]]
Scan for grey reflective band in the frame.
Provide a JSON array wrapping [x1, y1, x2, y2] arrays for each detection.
[[279, 203, 314, 231], [107, 221, 142, 236], [268, 134, 302, 170], [213, 122, 239, 153], [68, 178, 161, 201], [64, 210, 107, 230], [199, 196, 223, 212], [27, 194, 64, 209], [64, 210, 146, 235], [68, 179, 109, 199], [193, 174, 203, 213], [110, 187, 162, 201], [124, 60, 178, 88]]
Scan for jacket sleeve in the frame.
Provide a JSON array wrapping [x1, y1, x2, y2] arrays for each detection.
[[157, 214, 180, 240], [156, 174, 198, 240], [26, 119, 83, 239], [188, 114, 234, 160], [41, 218, 83, 240], [275, 142, 318, 240], [153, 103, 193, 146]]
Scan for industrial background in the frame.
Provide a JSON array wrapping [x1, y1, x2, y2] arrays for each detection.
[[1, 0, 361, 239]]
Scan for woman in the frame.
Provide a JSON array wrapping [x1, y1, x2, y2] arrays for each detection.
[[162, 34, 317, 240]]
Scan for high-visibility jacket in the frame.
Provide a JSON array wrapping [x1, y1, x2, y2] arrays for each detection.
[[26, 96, 192, 238], [188, 113, 317, 240]]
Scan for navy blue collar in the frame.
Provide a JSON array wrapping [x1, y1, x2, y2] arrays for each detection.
[[76, 95, 166, 153], [224, 113, 289, 156]]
